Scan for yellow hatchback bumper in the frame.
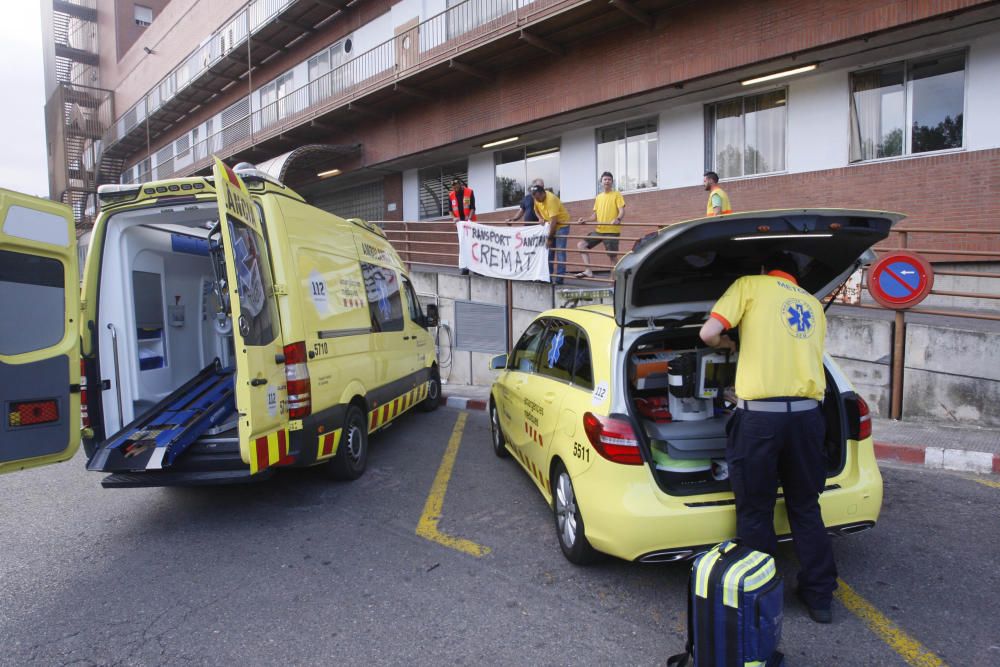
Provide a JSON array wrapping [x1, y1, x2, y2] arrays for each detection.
[[571, 438, 883, 562]]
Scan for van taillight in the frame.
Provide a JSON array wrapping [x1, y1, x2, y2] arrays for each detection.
[[284, 342, 311, 419], [8, 400, 59, 427], [80, 359, 90, 428], [857, 396, 872, 440], [582, 412, 643, 465]]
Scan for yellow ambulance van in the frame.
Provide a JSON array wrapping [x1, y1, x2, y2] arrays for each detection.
[[0, 159, 439, 487]]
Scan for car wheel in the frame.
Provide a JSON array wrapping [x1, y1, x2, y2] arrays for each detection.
[[552, 461, 600, 565], [490, 399, 509, 458], [325, 405, 368, 480], [419, 367, 440, 412]]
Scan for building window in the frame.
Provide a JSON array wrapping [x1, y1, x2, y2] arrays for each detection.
[[134, 4, 153, 27], [494, 141, 560, 209], [705, 90, 786, 179], [596, 118, 658, 192], [850, 51, 965, 162], [418, 162, 467, 220], [308, 38, 351, 104]]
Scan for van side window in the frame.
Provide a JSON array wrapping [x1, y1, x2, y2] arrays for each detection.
[[226, 219, 278, 345], [510, 320, 546, 373], [538, 322, 578, 383], [402, 278, 422, 324], [360, 262, 404, 332]]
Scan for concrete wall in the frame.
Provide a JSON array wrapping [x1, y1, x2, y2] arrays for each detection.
[[410, 267, 1000, 426]]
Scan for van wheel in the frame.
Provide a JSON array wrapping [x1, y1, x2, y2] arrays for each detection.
[[552, 461, 601, 565], [490, 400, 509, 458], [326, 406, 368, 481], [419, 368, 440, 412]]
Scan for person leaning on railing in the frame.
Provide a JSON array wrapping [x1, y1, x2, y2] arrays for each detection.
[[530, 184, 571, 285]]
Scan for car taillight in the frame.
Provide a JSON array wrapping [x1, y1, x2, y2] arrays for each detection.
[[857, 396, 872, 440], [284, 341, 311, 419], [80, 359, 90, 428], [582, 412, 643, 465], [8, 400, 59, 427]]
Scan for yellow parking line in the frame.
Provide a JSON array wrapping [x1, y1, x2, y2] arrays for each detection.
[[416, 412, 491, 557], [971, 477, 1000, 489], [835, 578, 948, 667]]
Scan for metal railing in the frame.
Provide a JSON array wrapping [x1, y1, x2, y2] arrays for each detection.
[[380, 218, 655, 283], [105, 0, 295, 147], [117, 0, 583, 182]]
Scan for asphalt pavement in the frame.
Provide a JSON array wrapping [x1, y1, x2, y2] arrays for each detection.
[[2, 407, 998, 666]]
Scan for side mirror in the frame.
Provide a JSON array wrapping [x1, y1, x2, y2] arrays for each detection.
[[424, 303, 439, 328], [490, 353, 508, 370]]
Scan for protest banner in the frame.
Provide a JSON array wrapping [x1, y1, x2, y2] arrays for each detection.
[[457, 221, 550, 281]]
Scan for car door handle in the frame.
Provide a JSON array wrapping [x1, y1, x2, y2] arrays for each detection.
[[543, 392, 556, 403], [250, 378, 267, 386]]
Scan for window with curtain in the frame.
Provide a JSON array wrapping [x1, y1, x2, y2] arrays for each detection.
[[418, 162, 468, 219], [596, 118, 658, 192], [494, 141, 560, 208], [850, 51, 965, 162], [705, 91, 786, 179]]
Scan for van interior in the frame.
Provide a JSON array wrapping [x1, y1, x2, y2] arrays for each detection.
[[91, 202, 240, 469], [624, 324, 847, 497]]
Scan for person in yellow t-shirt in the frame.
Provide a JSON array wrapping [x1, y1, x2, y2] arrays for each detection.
[[531, 184, 571, 283], [699, 252, 837, 625], [575, 171, 626, 279]]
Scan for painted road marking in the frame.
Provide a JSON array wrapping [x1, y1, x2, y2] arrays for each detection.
[[416, 412, 491, 557], [836, 578, 948, 667], [971, 477, 1000, 489]]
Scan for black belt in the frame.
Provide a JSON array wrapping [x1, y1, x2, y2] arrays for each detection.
[[736, 398, 819, 413]]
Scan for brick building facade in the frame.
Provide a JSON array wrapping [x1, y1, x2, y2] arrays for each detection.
[[42, 0, 1000, 263]]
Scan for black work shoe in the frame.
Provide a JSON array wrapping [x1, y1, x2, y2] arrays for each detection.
[[797, 589, 832, 624]]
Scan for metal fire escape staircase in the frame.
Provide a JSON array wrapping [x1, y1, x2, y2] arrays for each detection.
[[51, 0, 115, 230]]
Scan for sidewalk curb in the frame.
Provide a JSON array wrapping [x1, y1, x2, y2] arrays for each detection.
[[440, 393, 1000, 476], [874, 441, 1000, 475], [441, 394, 488, 411]]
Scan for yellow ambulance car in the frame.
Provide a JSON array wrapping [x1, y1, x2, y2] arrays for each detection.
[[0, 159, 439, 486]]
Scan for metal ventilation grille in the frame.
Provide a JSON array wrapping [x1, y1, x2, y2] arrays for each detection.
[[454, 300, 507, 353], [308, 180, 385, 222]]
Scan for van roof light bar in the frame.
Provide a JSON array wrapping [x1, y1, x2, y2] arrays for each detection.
[[558, 287, 614, 308]]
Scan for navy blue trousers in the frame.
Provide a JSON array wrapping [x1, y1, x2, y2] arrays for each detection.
[[726, 404, 838, 609]]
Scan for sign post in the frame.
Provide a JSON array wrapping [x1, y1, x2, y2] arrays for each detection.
[[866, 250, 935, 420]]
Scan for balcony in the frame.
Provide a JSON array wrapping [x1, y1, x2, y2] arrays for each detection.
[[100, 0, 351, 167], [119, 0, 671, 183]]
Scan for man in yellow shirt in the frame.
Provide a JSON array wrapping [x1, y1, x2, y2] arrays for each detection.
[[575, 171, 625, 279], [530, 184, 571, 284], [699, 252, 837, 625], [703, 171, 732, 216]]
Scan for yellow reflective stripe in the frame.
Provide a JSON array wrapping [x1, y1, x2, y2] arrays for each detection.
[[695, 546, 723, 599], [723, 552, 768, 608], [742, 559, 776, 592], [746, 661, 765, 666], [316, 428, 342, 460]]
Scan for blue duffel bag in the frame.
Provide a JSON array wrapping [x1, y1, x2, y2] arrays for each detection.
[[667, 540, 785, 667]]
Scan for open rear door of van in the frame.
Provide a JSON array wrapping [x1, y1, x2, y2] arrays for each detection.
[[0, 189, 80, 474], [211, 158, 290, 474]]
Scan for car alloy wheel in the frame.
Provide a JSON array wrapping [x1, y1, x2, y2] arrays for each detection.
[[490, 401, 509, 458], [551, 461, 600, 564]]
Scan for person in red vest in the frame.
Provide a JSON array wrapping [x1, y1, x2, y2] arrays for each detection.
[[449, 178, 476, 274], [449, 177, 477, 222]]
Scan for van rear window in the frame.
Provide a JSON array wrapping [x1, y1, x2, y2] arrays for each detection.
[[227, 219, 278, 345], [0, 249, 65, 355]]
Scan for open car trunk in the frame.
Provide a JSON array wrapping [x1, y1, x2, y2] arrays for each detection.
[[623, 326, 851, 497], [85, 202, 244, 484], [613, 209, 901, 497]]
